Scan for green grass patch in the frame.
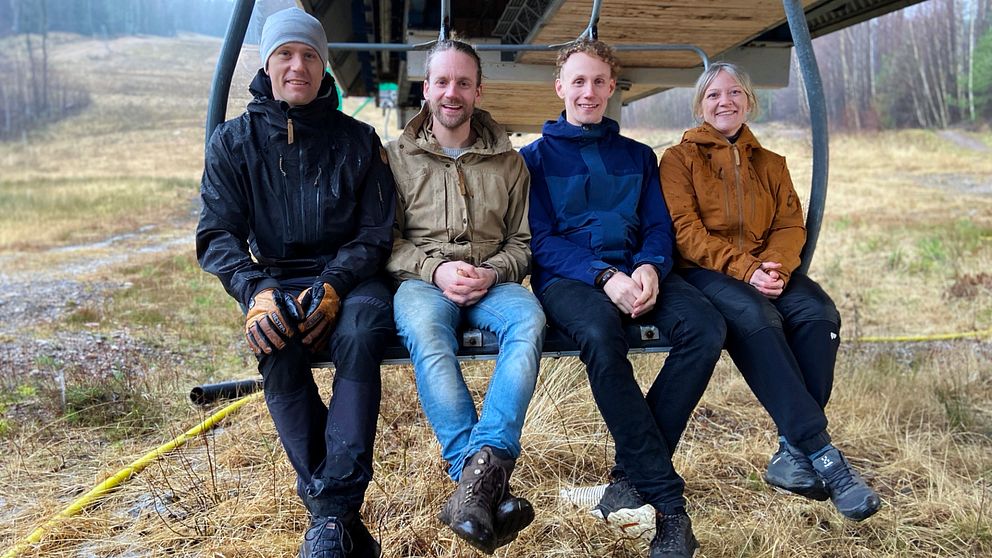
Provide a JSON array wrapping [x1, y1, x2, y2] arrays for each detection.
[[107, 253, 246, 370], [0, 176, 195, 249]]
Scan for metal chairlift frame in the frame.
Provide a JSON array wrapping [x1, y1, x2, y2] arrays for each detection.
[[203, 0, 829, 362]]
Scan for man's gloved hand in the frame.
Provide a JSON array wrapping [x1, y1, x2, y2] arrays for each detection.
[[245, 288, 304, 356], [296, 282, 341, 350]]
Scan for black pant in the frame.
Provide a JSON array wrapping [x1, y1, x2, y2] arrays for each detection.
[[257, 276, 393, 517], [540, 273, 725, 513], [680, 268, 839, 455]]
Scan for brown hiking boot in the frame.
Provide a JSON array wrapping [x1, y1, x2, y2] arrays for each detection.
[[439, 447, 533, 554]]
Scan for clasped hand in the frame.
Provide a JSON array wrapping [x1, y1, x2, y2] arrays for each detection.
[[603, 265, 659, 318], [433, 261, 497, 306], [748, 262, 784, 299]]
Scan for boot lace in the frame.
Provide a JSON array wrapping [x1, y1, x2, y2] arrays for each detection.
[[462, 458, 508, 509], [653, 514, 688, 553], [304, 517, 353, 558]]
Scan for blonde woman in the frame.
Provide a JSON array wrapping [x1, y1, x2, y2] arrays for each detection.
[[659, 62, 880, 522]]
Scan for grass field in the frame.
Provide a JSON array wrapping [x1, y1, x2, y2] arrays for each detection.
[[0, 34, 990, 558]]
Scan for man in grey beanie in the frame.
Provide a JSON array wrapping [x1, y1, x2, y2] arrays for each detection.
[[197, 7, 395, 558]]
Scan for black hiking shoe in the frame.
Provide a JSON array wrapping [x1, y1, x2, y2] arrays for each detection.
[[299, 516, 349, 558], [764, 441, 830, 501], [299, 515, 380, 558], [810, 446, 882, 521], [591, 470, 655, 537], [439, 447, 517, 554], [649, 512, 699, 558]]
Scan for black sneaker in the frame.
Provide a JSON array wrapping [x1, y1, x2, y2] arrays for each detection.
[[764, 441, 829, 501], [810, 446, 882, 521], [299, 516, 349, 558], [591, 472, 655, 537], [649, 512, 699, 558]]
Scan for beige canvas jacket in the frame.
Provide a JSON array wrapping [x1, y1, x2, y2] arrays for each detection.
[[385, 106, 531, 285]]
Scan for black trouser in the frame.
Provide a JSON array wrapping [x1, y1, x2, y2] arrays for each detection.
[[680, 268, 839, 455], [257, 275, 393, 517], [541, 273, 725, 514]]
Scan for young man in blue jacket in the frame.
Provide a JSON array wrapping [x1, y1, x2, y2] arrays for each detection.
[[196, 8, 393, 558], [520, 40, 724, 558]]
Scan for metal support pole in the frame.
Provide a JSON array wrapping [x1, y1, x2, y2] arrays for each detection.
[[784, 0, 828, 273], [205, 0, 255, 145], [579, 0, 603, 40], [439, 0, 451, 41]]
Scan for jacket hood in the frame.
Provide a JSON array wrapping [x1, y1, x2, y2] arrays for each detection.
[[246, 68, 339, 122], [681, 122, 762, 151], [399, 104, 514, 157], [541, 113, 620, 142]]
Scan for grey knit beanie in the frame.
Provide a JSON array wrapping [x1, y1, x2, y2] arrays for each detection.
[[259, 8, 328, 70]]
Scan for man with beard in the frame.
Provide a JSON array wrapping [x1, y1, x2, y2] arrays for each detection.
[[196, 8, 394, 558], [385, 39, 544, 555]]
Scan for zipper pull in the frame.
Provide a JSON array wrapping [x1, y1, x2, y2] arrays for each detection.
[[733, 145, 740, 166], [313, 166, 322, 187], [278, 155, 286, 177], [287, 118, 294, 145]]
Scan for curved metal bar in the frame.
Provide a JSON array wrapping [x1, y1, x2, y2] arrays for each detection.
[[327, 41, 710, 69], [783, 0, 828, 273], [205, 0, 255, 145], [579, 0, 603, 40]]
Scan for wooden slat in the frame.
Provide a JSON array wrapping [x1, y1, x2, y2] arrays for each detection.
[[477, 82, 658, 130], [519, 0, 819, 68]]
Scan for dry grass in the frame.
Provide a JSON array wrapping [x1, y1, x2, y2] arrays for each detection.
[[1, 34, 991, 558]]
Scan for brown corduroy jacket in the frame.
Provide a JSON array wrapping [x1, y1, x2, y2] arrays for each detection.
[[659, 122, 806, 284]]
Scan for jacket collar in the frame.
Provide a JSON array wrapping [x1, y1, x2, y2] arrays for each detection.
[[541, 113, 620, 142], [399, 104, 513, 158], [246, 68, 339, 127], [681, 122, 762, 152]]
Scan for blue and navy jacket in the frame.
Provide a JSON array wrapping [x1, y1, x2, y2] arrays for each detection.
[[520, 115, 675, 298]]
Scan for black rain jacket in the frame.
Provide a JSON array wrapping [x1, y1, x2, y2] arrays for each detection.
[[197, 69, 395, 308]]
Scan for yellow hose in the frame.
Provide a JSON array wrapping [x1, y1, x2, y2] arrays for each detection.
[[4, 326, 991, 556], [856, 327, 992, 343], [2, 391, 263, 558]]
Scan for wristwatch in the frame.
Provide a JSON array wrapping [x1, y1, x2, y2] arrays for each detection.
[[595, 266, 619, 288]]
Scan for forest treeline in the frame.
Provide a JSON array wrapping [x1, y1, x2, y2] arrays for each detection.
[[0, 0, 236, 140], [629, 0, 992, 131], [3, 0, 991, 139]]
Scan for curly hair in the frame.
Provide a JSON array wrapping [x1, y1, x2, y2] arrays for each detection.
[[555, 39, 620, 79]]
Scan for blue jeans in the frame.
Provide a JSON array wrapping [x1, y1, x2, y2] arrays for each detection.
[[394, 280, 545, 480]]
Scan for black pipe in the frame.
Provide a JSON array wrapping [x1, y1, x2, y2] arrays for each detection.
[[783, 0, 829, 273], [190, 378, 263, 406], [205, 0, 256, 145]]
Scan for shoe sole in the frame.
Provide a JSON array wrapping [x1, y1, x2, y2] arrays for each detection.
[[593, 503, 656, 539], [840, 495, 882, 522], [764, 477, 830, 502]]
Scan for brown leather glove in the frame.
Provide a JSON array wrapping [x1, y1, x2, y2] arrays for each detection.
[[296, 282, 341, 350], [245, 288, 304, 355]]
